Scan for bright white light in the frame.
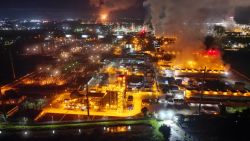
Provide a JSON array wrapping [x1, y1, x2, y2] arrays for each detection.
[[82, 35, 88, 38], [52, 130, 55, 134], [128, 126, 131, 130], [159, 111, 167, 120], [224, 71, 229, 76], [65, 34, 72, 38], [158, 99, 163, 103], [159, 110, 175, 120], [163, 120, 174, 126], [174, 94, 184, 99], [167, 110, 174, 119], [174, 70, 179, 76], [30, 19, 41, 23], [117, 35, 124, 39], [103, 127, 106, 130], [98, 35, 105, 39], [173, 116, 179, 122], [0, 130, 2, 134], [53, 70, 60, 76], [78, 129, 81, 133], [24, 131, 28, 136]]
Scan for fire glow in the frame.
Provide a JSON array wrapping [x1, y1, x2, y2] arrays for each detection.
[[172, 48, 227, 73]]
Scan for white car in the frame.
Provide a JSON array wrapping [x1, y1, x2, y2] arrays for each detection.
[[201, 106, 219, 115], [173, 99, 185, 105], [166, 99, 174, 105]]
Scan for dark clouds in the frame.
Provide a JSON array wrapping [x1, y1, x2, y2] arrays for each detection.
[[0, 0, 145, 19], [0, 0, 249, 23], [0, 0, 89, 9], [0, 0, 91, 18], [235, 6, 250, 24]]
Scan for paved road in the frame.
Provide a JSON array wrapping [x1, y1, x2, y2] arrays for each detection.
[[161, 120, 194, 141]]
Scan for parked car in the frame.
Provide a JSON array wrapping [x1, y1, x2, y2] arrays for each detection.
[[166, 99, 174, 105], [173, 99, 185, 105], [201, 106, 219, 115]]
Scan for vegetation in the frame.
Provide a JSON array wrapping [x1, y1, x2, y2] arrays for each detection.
[[141, 107, 149, 117], [149, 119, 164, 141], [159, 125, 171, 141]]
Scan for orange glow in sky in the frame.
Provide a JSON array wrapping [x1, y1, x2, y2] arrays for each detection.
[[101, 13, 108, 21]]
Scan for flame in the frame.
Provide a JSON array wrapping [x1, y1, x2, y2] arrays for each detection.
[[100, 13, 108, 21], [172, 49, 227, 72]]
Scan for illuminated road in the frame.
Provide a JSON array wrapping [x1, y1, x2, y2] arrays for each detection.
[[161, 120, 194, 141], [41, 108, 139, 117], [0, 72, 36, 94]]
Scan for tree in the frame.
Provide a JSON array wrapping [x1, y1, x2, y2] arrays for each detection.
[[141, 107, 149, 117], [159, 125, 171, 141], [0, 113, 7, 122]]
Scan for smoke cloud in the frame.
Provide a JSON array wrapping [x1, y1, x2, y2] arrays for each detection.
[[144, 0, 250, 37], [144, 0, 250, 70], [90, 0, 137, 14]]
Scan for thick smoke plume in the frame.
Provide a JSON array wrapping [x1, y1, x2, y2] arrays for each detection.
[[90, 0, 137, 14], [144, 0, 250, 70], [144, 0, 250, 37]]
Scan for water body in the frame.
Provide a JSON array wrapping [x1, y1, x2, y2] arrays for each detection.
[[0, 125, 154, 141]]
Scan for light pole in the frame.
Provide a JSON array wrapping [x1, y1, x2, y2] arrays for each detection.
[[0, 85, 7, 122], [86, 84, 90, 117], [51, 115, 54, 123], [198, 66, 206, 115], [4, 40, 16, 80]]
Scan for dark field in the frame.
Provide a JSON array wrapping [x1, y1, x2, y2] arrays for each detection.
[[223, 51, 250, 78], [0, 54, 54, 85]]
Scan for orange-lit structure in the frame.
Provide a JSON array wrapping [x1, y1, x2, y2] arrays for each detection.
[[172, 49, 227, 74], [185, 89, 250, 106]]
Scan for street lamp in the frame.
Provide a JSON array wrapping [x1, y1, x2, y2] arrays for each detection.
[[198, 66, 206, 115], [78, 129, 81, 134], [4, 40, 16, 79], [86, 84, 90, 117], [23, 131, 29, 137], [51, 115, 54, 123], [128, 126, 131, 130]]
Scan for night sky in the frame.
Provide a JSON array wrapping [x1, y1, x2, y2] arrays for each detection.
[[0, 0, 249, 23], [0, 0, 145, 19]]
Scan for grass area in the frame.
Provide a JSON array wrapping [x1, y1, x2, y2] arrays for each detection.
[[0, 119, 150, 129], [226, 107, 248, 113], [149, 119, 164, 141]]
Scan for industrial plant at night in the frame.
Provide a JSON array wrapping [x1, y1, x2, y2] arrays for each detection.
[[1, 0, 250, 141]]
